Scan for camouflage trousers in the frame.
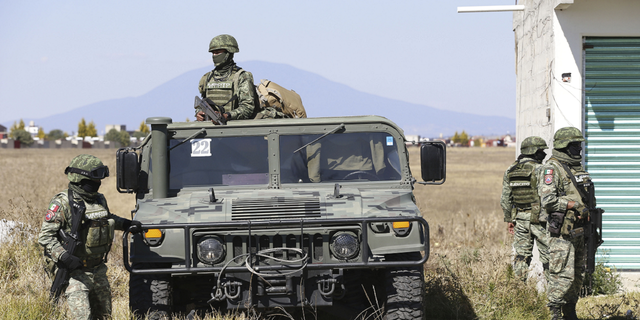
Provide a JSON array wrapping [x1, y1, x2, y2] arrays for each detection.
[[513, 211, 550, 282], [547, 234, 585, 307], [65, 263, 112, 320]]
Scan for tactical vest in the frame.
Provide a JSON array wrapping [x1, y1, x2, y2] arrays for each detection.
[[203, 68, 244, 113], [507, 159, 542, 222], [549, 159, 593, 235], [60, 192, 115, 260]]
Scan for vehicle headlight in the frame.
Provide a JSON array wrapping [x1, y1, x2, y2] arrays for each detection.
[[330, 232, 359, 260], [197, 236, 225, 265]]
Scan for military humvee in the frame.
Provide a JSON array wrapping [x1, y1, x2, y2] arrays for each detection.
[[117, 115, 445, 319]]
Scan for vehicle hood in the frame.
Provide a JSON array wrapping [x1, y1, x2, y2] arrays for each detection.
[[134, 187, 419, 224]]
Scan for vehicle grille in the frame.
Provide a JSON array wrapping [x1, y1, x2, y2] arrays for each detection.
[[231, 233, 325, 263], [231, 197, 321, 221]]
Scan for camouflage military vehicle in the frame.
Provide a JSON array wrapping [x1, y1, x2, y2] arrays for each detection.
[[117, 115, 446, 319]]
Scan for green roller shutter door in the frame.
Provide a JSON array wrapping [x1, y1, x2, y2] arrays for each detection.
[[584, 37, 640, 270]]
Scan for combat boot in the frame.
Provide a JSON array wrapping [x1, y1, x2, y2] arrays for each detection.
[[562, 303, 579, 320], [549, 306, 562, 320]]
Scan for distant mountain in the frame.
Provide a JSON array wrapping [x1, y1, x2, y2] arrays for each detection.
[[2, 61, 514, 138]]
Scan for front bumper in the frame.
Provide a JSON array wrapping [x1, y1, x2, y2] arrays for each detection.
[[123, 216, 429, 275]]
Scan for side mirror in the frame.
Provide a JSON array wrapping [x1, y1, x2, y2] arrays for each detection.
[[116, 147, 139, 193], [419, 141, 446, 185]]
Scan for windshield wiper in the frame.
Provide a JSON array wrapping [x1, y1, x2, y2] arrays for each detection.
[[169, 128, 206, 151], [293, 123, 345, 154]]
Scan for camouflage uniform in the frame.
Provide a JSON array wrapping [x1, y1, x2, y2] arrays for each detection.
[[500, 136, 550, 282], [38, 155, 132, 320], [197, 34, 258, 120], [538, 127, 590, 320]]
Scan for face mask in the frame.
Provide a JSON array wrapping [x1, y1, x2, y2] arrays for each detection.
[[212, 52, 229, 67], [567, 142, 582, 159], [534, 150, 547, 162], [80, 179, 101, 193]]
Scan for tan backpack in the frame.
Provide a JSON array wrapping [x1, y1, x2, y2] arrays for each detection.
[[255, 79, 307, 118]]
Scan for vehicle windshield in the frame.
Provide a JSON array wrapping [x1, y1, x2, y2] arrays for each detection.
[[167, 136, 269, 188], [280, 132, 402, 183]]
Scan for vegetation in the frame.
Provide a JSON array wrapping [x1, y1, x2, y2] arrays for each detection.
[[10, 129, 34, 146], [452, 130, 470, 145], [77, 118, 98, 138], [37, 127, 45, 140], [46, 129, 67, 141], [105, 128, 131, 147], [0, 148, 637, 319]]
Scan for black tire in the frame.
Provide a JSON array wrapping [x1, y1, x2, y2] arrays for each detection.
[[383, 252, 425, 320], [130, 263, 172, 320]]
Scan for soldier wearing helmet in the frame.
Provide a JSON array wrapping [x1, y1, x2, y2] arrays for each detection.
[[500, 136, 550, 283], [539, 127, 591, 320], [196, 34, 259, 122], [38, 154, 141, 319]]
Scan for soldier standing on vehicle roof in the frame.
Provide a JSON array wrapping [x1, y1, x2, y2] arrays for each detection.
[[500, 136, 550, 283], [539, 127, 592, 320], [38, 154, 141, 320], [195, 34, 259, 122]]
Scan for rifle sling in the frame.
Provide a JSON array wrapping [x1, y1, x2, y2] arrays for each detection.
[[67, 189, 86, 246], [557, 161, 590, 205]]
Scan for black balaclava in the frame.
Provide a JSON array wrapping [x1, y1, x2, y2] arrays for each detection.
[[213, 52, 234, 68], [68, 179, 101, 202], [518, 149, 547, 162], [534, 149, 547, 162], [566, 142, 582, 159], [81, 179, 101, 193]]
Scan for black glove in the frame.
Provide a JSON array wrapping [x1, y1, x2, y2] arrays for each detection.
[[574, 203, 589, 219], [59, 252, 82, 270], [127, 220, 143, 234]]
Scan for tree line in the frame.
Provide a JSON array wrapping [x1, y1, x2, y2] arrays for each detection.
[[8, 118, 150, 147]]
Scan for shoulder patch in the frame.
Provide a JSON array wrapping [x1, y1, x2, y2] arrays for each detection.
[[45, 201, 62, 222], [544, 174, 553, 185], [545, 169, 554, 175]]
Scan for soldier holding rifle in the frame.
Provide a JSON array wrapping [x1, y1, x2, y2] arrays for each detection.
[[195, 34, 258, 123], [539, 127, 603, 320], [38, 154, 141, 319]]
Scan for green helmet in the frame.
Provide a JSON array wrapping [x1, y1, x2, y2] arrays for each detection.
[[64, 154, 109, 183], [208, 34, 239, 53], [520, 136, 548, 155], [553, 127, 585, 149]]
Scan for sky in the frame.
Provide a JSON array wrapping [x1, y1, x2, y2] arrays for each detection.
[[0, 1, 517, 129]]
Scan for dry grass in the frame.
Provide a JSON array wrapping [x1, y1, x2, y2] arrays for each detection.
[[1, 147, 638, 319]]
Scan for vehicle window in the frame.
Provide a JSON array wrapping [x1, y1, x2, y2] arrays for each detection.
[[166, 136, 269, 188], [280, 132, 402, 183]]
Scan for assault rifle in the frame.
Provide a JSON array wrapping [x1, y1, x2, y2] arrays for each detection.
[[50, 190, 85, 301], [585, 183, 604, 274], [194, 96, 227, 125], [558, 162, 604, 276]]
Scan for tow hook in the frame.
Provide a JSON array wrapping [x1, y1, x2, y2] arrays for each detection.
[[317, 278, 337, 297], [224, 281, 242, 299], [209, 281, 242, 303]]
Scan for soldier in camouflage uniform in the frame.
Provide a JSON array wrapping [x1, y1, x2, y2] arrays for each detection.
[[500, 136, 550, 282], [539, 127, 592, 320], [38, 154, 139, 320], [196, 34, 259, 122]]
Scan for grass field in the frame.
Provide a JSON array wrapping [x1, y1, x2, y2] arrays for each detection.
[[0, 147, 638, 319]]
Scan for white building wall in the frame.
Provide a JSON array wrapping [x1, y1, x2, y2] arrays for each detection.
[[553, 0, 640, 132], [514, 0, 640, 148], [513, 0, 557, 152]]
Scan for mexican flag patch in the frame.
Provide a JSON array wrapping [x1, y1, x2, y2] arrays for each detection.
[[45, 203, 60, 222], [545, 169, 554, 175]]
